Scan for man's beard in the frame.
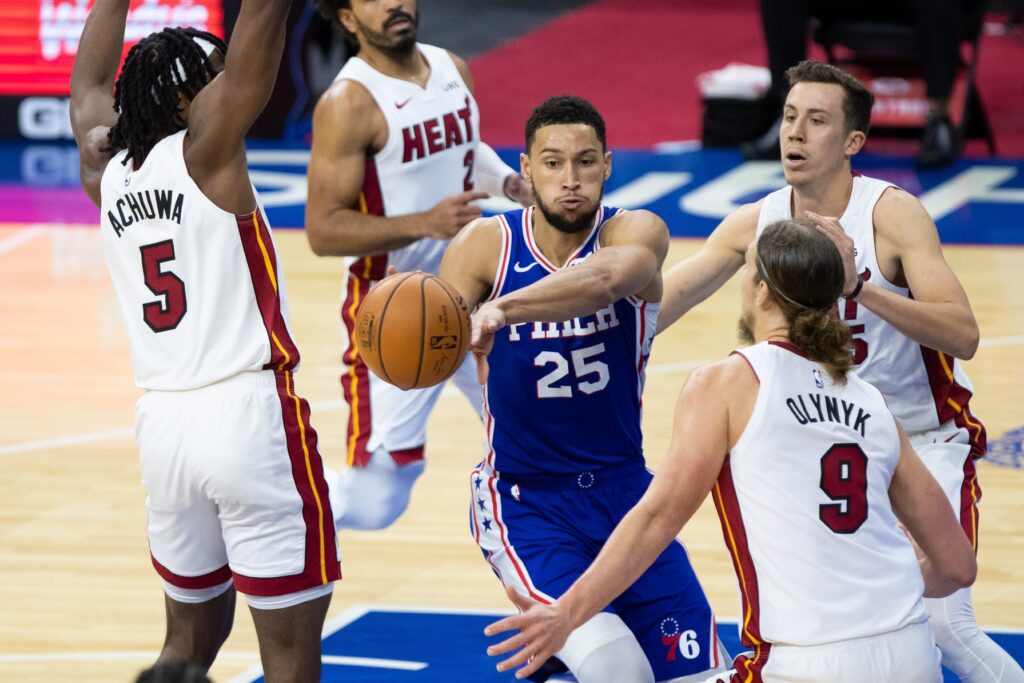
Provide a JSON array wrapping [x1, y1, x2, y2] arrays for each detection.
[[531, 181, 603, 234], [358, 10, 418, 55], [737, 313, 755, 346]]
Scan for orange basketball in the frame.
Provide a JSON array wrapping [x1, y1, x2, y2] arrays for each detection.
[[355, 272, 472, 390]]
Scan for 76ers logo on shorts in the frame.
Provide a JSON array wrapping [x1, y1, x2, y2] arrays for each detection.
[[660, 617, 701, 661]]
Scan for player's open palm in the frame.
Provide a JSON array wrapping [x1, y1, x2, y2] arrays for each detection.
[[484, 585, 573, 679], [424, 190, 489, 239]]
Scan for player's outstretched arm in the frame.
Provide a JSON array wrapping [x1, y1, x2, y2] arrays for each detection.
[[69, 0, 131, 205], [305, 79, 488, 257], [187, 0, 292, 156], [656, 202, 758, 334], [810, 189, 979, 359], [483, 358, 745, 678], [440, 217, 503, 382], [478, 210, 668, 334], [889, 420, 977, 597]]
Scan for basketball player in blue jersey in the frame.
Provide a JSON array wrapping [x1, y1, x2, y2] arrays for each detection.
[[440, 96, 728, 683]]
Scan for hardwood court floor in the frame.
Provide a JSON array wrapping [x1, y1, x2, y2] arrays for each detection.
[[1, 225, 1022, 682]]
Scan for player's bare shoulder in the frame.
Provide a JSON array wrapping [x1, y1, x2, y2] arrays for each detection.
[[447, 215, 504, 257], [682, 353, 759, 441], [872, 184, 939, 246], [312, 77, 387, 152], [601, 209, 669, 250], [687, 354, 757, 397]]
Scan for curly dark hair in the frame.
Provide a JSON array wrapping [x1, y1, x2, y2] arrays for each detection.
[[525, 95, 607, 153], [103, 26, 227, 166], [313, 0, 360, 55]]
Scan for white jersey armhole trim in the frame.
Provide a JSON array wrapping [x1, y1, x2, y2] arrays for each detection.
[[862, 181, 907, 291]]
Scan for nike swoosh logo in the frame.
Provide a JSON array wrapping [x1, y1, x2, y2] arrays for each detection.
[[513, 261, 539, 273], [395, 97, 413, 109]]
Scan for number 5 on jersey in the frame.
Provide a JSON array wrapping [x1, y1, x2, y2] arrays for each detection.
[[140, 240, 187, 332]]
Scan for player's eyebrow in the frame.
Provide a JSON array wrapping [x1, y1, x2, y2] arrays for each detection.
[[538, 147, 600, 155]]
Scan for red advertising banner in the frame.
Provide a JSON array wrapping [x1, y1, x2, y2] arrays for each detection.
[[0, 0, 224, 96]]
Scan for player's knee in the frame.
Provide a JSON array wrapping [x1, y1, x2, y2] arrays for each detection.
[[558, 612, 654, 683], [574, 633, 655, 683]]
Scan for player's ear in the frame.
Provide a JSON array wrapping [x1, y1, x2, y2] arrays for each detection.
[[603, 150, 612, 180], [338, 8, 357, 36], [519, 152, 531, 182], [756, 280, 771, 308], [844, 130, 866, 157]]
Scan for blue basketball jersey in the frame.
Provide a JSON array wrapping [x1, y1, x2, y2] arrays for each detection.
[[482, 206, 659, 476]]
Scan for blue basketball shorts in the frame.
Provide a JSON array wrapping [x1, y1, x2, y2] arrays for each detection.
[[470, 458, 725, 680]]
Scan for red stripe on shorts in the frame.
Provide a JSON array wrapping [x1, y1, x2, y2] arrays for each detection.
[[151, 556, 232, 590], [232, 370, 341, 596]]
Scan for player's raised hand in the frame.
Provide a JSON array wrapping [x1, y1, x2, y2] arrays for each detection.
[[471, 301, 505, 384], [483, 585, 573, 679], [424, 190, 490, 239], [503, 173, 534, 207], [805, 211, 858, 295]]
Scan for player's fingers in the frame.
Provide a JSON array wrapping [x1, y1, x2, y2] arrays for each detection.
[[484, 613, 521, 638], [513, 651, 547, 679], [505, 584, 535, 613], [457, 190, 491, 203], [494, 640, 535, 673], [459, 206, 484, 221], [486, 629, 527, 655], [386, 265, 398, 276]]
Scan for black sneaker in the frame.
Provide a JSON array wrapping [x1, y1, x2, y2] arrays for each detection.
[[916, 115, 959, 168], [523, 656, 570, 682]]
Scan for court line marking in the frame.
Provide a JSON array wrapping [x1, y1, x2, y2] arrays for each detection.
[[0, 649, 426, 672], [0, 226, 44, 257], [4, 607, 1020, 674], [2, 333, 1022, 459]]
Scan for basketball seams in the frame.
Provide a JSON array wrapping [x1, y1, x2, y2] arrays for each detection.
[[357, 271, 471, 390], [375, 271, 417, 386], [429, 274, 469, 383], [412, 275, 427, 389]]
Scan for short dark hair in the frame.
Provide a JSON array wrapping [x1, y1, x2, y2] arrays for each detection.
[[524, 95, 607, 153], [313, 0, 360, 55], [755, 219, 853, 382], [104, 26, 227, 166], [785, 60, 874, 135]]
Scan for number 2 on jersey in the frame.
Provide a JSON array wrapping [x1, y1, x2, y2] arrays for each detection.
[[819, 443, 868, 534], [140, 240, 186, 332], [463, 149, 475, 191]]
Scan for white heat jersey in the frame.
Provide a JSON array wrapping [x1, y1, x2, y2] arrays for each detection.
[[715, 341, 927, 648], [100, 129, 298, 391], [335, 42, 480, 278], [756, 176, 984, 455]]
